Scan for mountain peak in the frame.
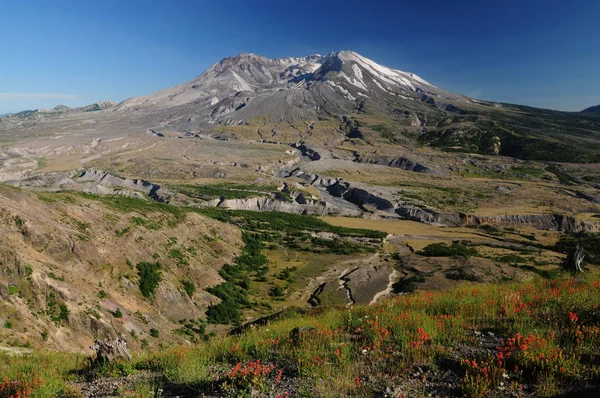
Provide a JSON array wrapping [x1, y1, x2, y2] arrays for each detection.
[[117, 50, 454, 116]]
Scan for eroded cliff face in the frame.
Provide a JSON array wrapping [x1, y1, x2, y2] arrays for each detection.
[[355, 155, 440, 175], [9, 167, 599, 236]]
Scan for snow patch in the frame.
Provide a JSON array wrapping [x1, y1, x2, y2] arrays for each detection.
[[326, 81, 356, 101]]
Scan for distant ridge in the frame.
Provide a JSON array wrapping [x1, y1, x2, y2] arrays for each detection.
[[582, 105, 600, 114]]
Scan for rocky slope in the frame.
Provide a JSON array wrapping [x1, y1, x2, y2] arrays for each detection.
[[0, 185, 242, 351]]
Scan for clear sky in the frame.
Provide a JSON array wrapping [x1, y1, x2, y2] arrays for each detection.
[[1, 0, 598, 113]]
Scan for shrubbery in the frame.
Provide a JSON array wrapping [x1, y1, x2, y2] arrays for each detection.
[[136, 261, 162, 298], [419, 242, 478, 259]]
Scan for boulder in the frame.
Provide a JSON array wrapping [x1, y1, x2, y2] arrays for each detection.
[[90, 338, 131, 366]]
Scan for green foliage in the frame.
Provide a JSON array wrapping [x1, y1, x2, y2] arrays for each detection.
[[47, 272, 65, 281], [181, 279, 196, 297], [193, 208, 386, 238], [269, 285, 284, 297], [4, 320, 13, 329], [80, 193, 185, 226], [98, 290, 107, 299], [173, 183, 276, 201], [496, 254, 528, 264], [130, 216, 160, 230], [115, 227, 130, 237], [444, 266, 482, 282], [149, 328, 160, 338], [174, 318, 210, 343], [205, 301, 242, 325], [136, 261, 162, 298], [554, 232, 600, 264], [168, 248, 188, 265], [113, 308, 123, 318], [58, 304, 69, 322], [3, 276, 600, 397], [46, 292, 69, 324], [419, 242, 478, 259], [277, 266, 297, 283], [370, 124, 395, 140], [205, 233, 267, 325], [8, 286, 19, 295]]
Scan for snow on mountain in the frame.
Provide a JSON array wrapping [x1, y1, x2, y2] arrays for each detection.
[[116, 50, 465, 125]]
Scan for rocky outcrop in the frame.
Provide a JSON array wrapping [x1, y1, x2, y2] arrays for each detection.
[[326, 182, 395, 212], [206, 197, 361, 216], [355, 155, 438, 174], [90, 338, 131, 365], [394, 205, 598, 232], [290, 143, 321, 161], [10, 169, 173, 202], [395, 206, 461, 225], [75, 169, 170, 202], [464, 213, 598, 233]]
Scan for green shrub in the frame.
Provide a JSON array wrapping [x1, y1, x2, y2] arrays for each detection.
[[269, 285, 284, 297], [205, 300, 241, 325], [181, 279, 196, 297], [113, 308, 123, 318], [419, 242, 478, 259], [168, 248, 188, 265], [47, 272, 65, 281], [496, 254, 528, 264], [554, 232, 600, 264], [4, 320, 13, 329], [58, 304, 69, 322], [136, 262, 162, 298], [149, 328, 159, 338]]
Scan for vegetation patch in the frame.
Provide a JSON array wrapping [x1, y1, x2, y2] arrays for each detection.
[[173, 183, 277, 201], [136, 261, 162, 298], [419, 242, 478, 259]]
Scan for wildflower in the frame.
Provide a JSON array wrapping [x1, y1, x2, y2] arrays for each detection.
[[569, 312, 579, 322], [355, 377, 361, 388]]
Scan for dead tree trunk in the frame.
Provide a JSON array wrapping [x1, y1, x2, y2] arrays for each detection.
[[564, 244, 585, 272], [90, 338, 131, 366]]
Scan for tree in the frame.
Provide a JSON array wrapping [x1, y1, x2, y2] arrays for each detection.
[[136, 262, 162, 298], [563, 244, 585, 272]]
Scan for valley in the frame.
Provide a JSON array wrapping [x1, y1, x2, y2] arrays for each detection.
[[0, 50, 599, 397]]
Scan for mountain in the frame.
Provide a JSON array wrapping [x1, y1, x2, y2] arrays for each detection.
[[3, 51, 600, 162], [582, 104, 600, 114], [117, 50, 465, 124], [0, 101, 116, 125], [109, 51, 600, 163]]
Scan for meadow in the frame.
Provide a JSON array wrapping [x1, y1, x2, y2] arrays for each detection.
[[1, 273, 599, 397]]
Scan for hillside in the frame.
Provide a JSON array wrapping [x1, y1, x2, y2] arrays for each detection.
[[0, 185, 243, 352], [1, 274, 599, 397]]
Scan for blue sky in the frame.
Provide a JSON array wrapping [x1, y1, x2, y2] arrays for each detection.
[[1, 0, 598, 113]]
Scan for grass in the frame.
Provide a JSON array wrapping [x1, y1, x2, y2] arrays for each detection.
[[3, 274, 599, 397], [173, 183, 278, 201], [193, 208, 386, 239], [79, 192, 185, 227]]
